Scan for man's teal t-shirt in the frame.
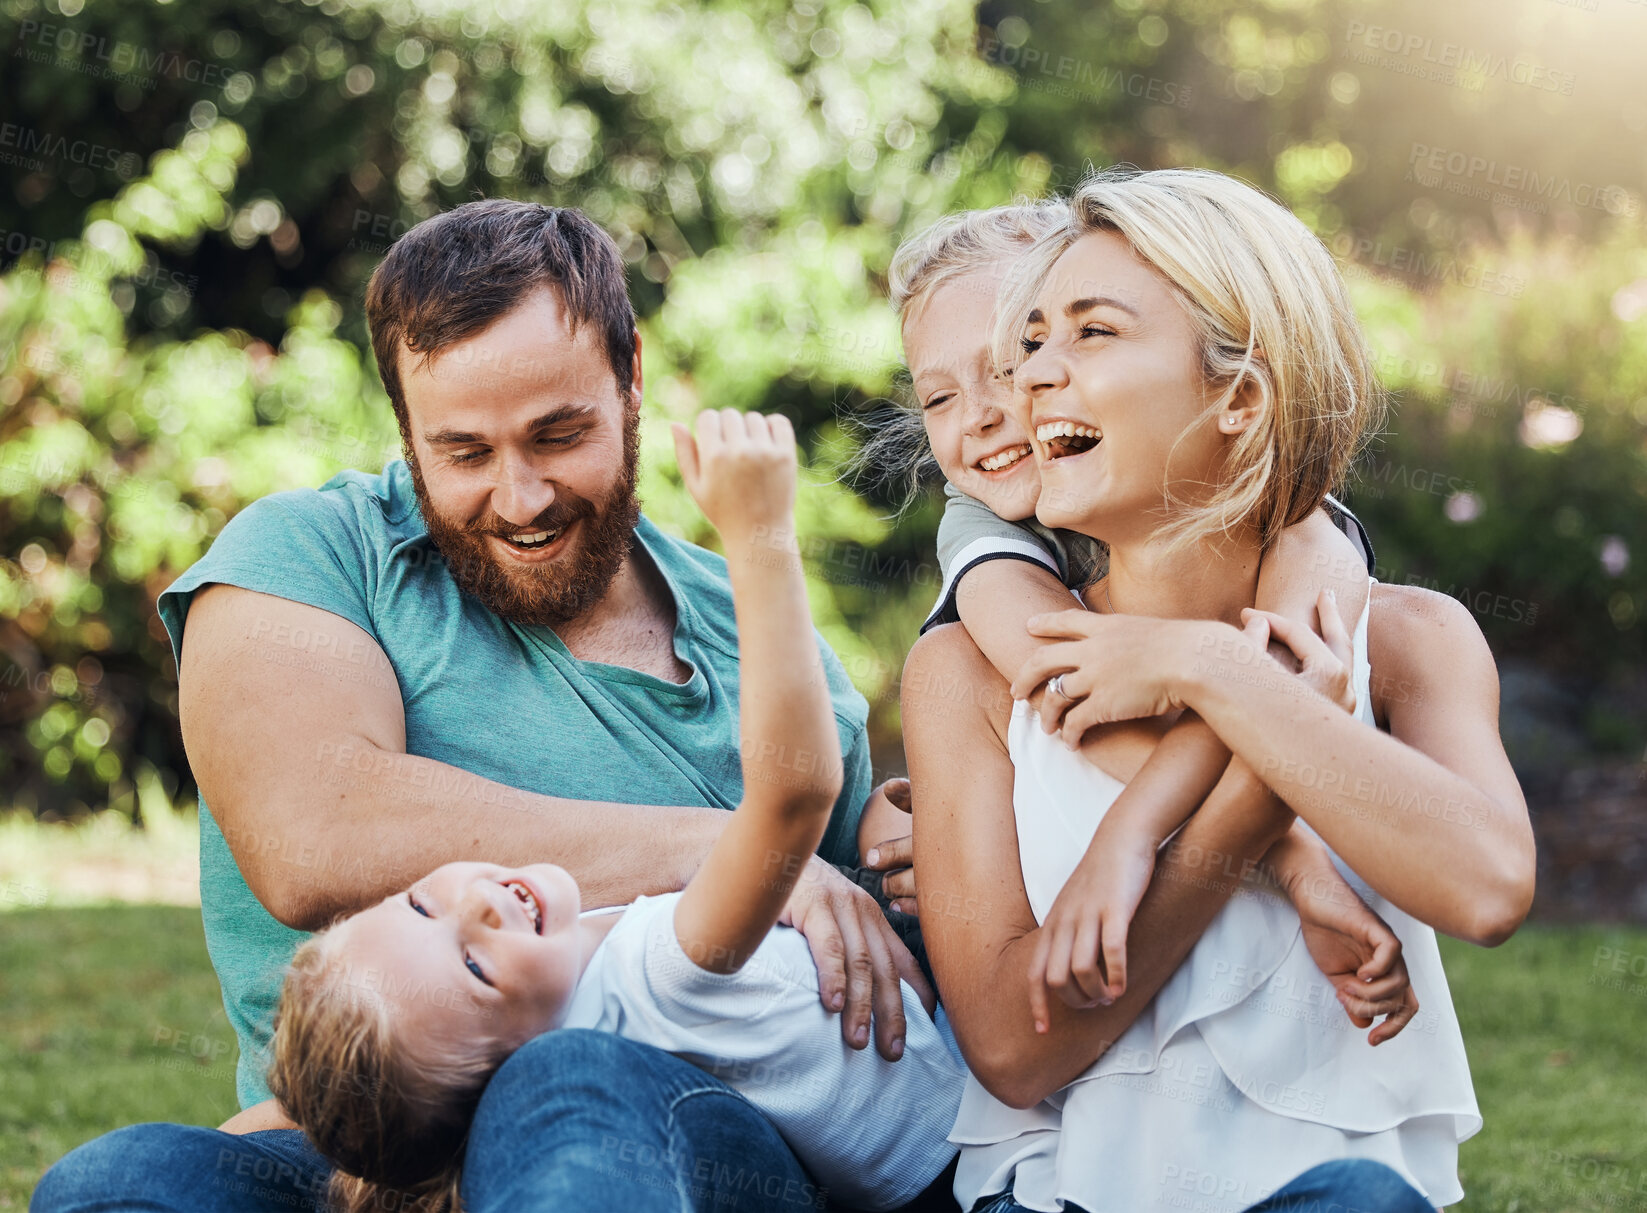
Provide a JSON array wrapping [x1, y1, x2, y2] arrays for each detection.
[[157, 460, 873, 1109]]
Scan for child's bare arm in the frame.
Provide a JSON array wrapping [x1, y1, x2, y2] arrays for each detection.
[[957, 553, 1226, 855], [1098, 717, 1228, 841], [669, 411, 844, 974], [957, 557, 1227, 807], [1025, 509, 1373, 1008], [1028, 715, 1230, 1006], [956, 557, 1236, 1002], [1251, 509, 1371, 894], [1255, 509, 1370, 657], [959, 554, 1223, 802], [1085, 507, 1370, 880], [953, 558, 1085, 710]]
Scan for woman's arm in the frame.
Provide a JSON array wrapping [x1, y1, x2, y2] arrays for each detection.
[[1015, 585, 1535, 946], [669, 411, 844, 973], [1189, 585, 1532, 943], [904, 623, 1295, 1110]]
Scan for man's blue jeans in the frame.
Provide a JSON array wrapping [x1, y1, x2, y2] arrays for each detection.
[[970, 1158, 1436, 1213], [32, 1030, 825, 1212]]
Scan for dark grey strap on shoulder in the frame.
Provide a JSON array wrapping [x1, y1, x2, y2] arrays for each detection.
[[1322, 493, 1375, 574]]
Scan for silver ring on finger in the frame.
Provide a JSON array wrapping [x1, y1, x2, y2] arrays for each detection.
[[1048, 674, 1066, 698]]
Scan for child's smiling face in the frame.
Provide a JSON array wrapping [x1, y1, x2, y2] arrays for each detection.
[[332, 861, 589, 1062], [902, 262, 1041, 522]]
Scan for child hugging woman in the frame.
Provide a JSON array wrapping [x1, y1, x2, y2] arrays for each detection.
[[872, 194, 1413, 1034], [891, 169, 1527, 1212]]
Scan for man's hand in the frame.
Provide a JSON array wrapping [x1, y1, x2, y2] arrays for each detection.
[[780, 854, 936, 1060], [860, 777, 916, 915]]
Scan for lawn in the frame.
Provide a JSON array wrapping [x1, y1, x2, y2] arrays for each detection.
[[3, 907, 1645, 1211], [1, 905, 238, 1210]]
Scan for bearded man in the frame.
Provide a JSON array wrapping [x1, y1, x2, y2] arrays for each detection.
[[34, 200, 926, 1213]]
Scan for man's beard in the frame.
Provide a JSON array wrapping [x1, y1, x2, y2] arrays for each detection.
[[409, 409, 642, 628]]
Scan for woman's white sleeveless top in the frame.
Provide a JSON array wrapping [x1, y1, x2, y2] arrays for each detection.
[[950, 587, 1481, 1212]]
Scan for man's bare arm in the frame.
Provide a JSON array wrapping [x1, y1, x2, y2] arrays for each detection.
[[180, 584, 727, 930]]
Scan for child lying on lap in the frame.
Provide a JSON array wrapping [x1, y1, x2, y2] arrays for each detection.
[[268, 410, 965, 1213]]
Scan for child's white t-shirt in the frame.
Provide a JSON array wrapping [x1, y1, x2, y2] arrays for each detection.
[[559, 892, 966, 1212]]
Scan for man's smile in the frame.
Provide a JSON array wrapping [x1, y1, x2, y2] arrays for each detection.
[[492, 520, 577, 562]]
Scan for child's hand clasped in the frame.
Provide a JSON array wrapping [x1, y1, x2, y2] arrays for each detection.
[[1239, 590, 1357, 715], [1290, 869, 1419, 1046], [672, 408, 799, 544]]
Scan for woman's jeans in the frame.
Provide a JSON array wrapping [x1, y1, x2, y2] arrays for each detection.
[[969, 1158, 1437, 1213], [32, 1029, 825, 1213]]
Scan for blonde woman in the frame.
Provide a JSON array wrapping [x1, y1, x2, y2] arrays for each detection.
[[901, 169, 1534, 1213]]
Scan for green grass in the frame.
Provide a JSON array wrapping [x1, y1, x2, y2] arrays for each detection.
[[2, 911, 1644, 1211], [1441, 926, 1647, 1212], [0, 906, 239, 1210]]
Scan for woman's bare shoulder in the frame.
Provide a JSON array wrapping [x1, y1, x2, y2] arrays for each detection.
[[1366, 583, 1499, 722], [901, 623, 1016, 746], [1368, 581, 1486, 642]]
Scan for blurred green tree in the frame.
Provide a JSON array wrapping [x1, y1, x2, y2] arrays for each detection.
[[1, 0, 1643, 818]]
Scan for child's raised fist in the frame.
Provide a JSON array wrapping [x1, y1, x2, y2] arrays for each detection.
[[671, 409, 799, 543]]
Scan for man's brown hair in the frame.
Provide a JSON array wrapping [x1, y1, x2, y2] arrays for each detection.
[[365, 200, 637, 446]]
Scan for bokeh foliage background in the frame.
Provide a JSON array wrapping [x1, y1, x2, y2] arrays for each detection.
[[2, 0, 1645, 844]]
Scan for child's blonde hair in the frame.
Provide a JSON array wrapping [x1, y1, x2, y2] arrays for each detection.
[[848, 200, 1071, 508], [267, 928, 502, 1213], [888, 199, 1073, 319], [992, 166, 1385, 552]]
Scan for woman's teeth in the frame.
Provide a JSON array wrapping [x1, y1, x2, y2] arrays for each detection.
[[1036, 421, 1102, 458], [503, 880, 544, 933], [978, 445, 1032, 472], [1035, 421, 1101, 442], [506, 528, 562, 550]]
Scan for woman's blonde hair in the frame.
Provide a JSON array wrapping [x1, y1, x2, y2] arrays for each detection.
[[992, 166, 1385, 552], [267, 927, 503, 1213], [847, 200, 1071, 509]]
